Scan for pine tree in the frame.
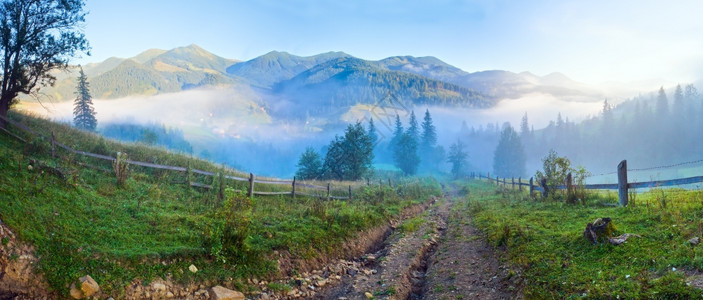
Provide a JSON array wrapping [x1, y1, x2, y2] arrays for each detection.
[[420, 109, 440, 172], [656, 86, 669, 118], [296, 147, 322, 180], [73, 67, 97, 131], [407, 111, 419, 143], [367, 118, 378, 146], [492, 125, 525, 178], [673, 84, 684, 116], [519, 112, 530, 140], [421, 109, 437, 151], [388, 114, 404, 154]]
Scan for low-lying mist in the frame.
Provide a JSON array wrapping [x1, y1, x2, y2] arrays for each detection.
[[19, 87, 608, 178]]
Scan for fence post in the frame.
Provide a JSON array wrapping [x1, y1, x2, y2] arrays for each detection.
[[566, 172, 573, 203], [348, 185, 352, 200], [388, 178, 392, 187], [51, 131, 55, 158], [248, 173, 255, 198], [327, 183, 331, 200], [529, 177, 534, 196], [496, 176, 499, 186], [503, 177, 506, 187], [519, 177, 522, 192], [367, 178, 370, 186], [512, 177, 515, 190], [541, 178, 548, 198], [618, 160, 628, 207], [292, 176, 296, 199]]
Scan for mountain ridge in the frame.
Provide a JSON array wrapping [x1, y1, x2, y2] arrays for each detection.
[[29, 44, 599, 106]]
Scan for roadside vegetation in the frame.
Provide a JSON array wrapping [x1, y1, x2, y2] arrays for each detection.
[[460, 178, 703, 298], [0, 111, 442, 297]]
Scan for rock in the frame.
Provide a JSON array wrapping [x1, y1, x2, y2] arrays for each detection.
[[690, 237, 700, 246], [189, 264, 199, 273], [194, 289, 209, 298], [209, 285, 245, 300], [364, 254, 376, 262], [315, 279, 327, 287], [365, 291, 374, 299], [347, 268, 358, 276], [166, 291, 175, 298], [152, 282, 167, 293], [69, 275, 100, 299]]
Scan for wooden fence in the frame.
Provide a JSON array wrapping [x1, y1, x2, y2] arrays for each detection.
[[471, 159, 703, 207], [0, 114, 362, 200]]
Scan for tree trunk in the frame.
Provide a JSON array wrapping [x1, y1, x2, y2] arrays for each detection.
[[0, 96, 10, 129]]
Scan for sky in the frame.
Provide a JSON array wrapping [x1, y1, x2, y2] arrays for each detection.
[[79, 0, 703, 85]]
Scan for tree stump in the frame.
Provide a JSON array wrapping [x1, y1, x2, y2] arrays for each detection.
[[583, 218, 616, 244]]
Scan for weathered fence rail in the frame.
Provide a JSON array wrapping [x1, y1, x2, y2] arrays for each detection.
[[473, 159, 703, 207], [0, 114, 367, 200]]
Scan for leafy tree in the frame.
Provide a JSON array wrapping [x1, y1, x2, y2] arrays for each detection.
[[492, 125, 525, 178], [535, 149, 571, 194], [393, 131, 419, 175], [447, 139, 468, 178], [322, 122, 373, 180], [0, 0, 89, 126], [72, 67, 96, 130], [295, 147, 322, 180]]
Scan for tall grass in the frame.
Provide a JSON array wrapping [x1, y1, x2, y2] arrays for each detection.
[[0, 111, 443, 297]]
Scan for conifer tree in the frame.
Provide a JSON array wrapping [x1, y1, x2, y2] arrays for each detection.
[[407, 111, 419, 143], [656, 86, 669, 118], [367, 117, 378, 146], [73, 67, 97, 131], [296, 147, 322, 180], [492, 125, 525, 178]]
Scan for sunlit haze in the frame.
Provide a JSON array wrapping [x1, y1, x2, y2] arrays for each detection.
[[80, 0, 703, 85]]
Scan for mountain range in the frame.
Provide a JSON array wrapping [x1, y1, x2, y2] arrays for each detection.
[[33, 44, 602, 112]]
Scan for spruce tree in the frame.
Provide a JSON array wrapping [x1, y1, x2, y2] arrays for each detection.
[[407, 111, 419, 143], [492, 125, 525, 178], [388, 114, 404, 154], [420, 109, 437, 152], [73, 67, 97, 131], [420, 109, 439, 172], [296, 147, 322, 180], [656, 86, 669, 118], [367, 117, 378, 146]]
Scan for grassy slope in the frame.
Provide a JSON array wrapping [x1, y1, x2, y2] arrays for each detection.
[[461, 180, 703, 298], [0, 112, 442, 297]]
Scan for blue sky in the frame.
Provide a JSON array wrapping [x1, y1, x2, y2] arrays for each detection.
[[80, 0, 703, 84]]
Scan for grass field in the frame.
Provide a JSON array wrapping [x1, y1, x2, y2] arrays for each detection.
[[461, 179, 703, 298], [0, 112, 442, 297]]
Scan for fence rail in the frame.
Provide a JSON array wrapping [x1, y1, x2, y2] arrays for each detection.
[[472, 159, 703, 207], [0, 114, 373, 200]]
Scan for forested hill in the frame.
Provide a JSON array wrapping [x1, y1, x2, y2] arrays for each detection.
[[29, 44, 601, 109], [274, 57, 492, 108]]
